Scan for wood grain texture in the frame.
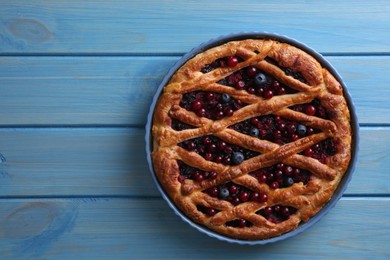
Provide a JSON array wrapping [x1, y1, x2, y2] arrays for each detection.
[[0, 1, 389, 54], [0, 198, 389, 259], [0, 56, 389, 125], [0, 127, 387, 197]]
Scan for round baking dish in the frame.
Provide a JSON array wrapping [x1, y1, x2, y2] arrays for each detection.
[[145, 32, 359, 245]]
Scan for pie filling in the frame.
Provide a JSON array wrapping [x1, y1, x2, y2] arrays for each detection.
[[178, 135, 259, 165], [264, 57, 308, 84], [301, 138, 338, 163], [180, 91, 246, 120], [216, 63, 297, 99], [171, 118, 196, 131], [290, 98, 330, 119], [230, 114, 318, 145], [177, 161, 217, 183], [257, 205, 298, 223], [250, 163, 311, 189], [204, 181, 268, 205]]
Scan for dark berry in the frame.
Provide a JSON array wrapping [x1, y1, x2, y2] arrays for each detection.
[[221, 93, 231, 103], [191, 100, 203, 110], [235, 80, 245, 90], [283, 177, 294, 187], [196, 108, 206, 117], [263, 89, 274, 99], [306, 105, 316, 116], [255, 73, 268, 86], [304, 148, 314, 157], [205, 92, 215, 101], [270, 181, 279, 189], [249, 128, 259, 137], [224, 108, 234, 117], [297, 124, 307, 136], [232, 152, 245, 165], [217, 141, 227, 151], [282, 165, 293, 176], [230, 197, 240, 205], [219, 187, 229, 199], [229, 185, 238, 194], [258, 173, 267, 183], [204, 153, 213, 161], [206, 208, 217, 216], [194, 172, 204, 182], [186, 141, 196, 151], [208, 187, 218, 197], [227, 56, 239, 67], [238, 219, 247, 227], [281, 207, 290, 217], [239, 191, 249, 202], [246, 66, 257, 76], [209, 171, 217, 179], [263, 207, 273, 216], [259, 193, 268, 203], [277, 87, 286, 95]]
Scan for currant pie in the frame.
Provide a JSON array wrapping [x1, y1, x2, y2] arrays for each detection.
[[151, 38, 352, 240]]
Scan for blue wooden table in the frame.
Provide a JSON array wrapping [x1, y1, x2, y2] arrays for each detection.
[[0, 1, 389, 259]]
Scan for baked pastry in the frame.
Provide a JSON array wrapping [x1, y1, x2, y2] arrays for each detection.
[[151, 38, 352, 240]]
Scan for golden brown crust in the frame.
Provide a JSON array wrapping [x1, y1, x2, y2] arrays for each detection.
[[151, 39, 352, 240]]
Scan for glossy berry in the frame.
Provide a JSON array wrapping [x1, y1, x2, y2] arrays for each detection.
[[206, 208, 217, 216], [227, 56, 239, 67], [263, 89, 274, 99], [306, 105, 316, 116], [283, 165, 293, 176], [229, 185, 238, 194], [239, 191, 249, 202], [270, 181, 279, 189], [246, 66, 257, 76], [297, 124, 307, 136], [238, 219, 247, 227], [232, 152, 245, 165], [208, 187, 218, 197], [263, 207, 273, 216], [191, 100, 203, 110], [221, 93, 231, 103], [249, 128, 259, 137], [284, 177, 294, 187], [235, 80, 246, 90], [219, 187, 229, 199], [224, 108, 234, 116], [209, 171, 217, 179], [255, 73, 267, 86]]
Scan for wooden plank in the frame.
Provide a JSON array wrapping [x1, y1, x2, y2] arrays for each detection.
[[0, 197, 389, 259], [0, 1, 389, 54], [0, 56, 389, 125], [0, 127, 387, 197]]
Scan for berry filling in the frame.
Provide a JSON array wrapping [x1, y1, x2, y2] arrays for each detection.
[[301, 138, 338, 163], [178, 135, 259, 165], [217, 66, 297, 99], [177, 161, 218, 183], [265, 57, 308, 84], [200, 56, 244, 73], [171, 118, 196, 131], [290, 98, 330, 119], [230, 114, 318, 145], [205, 181, 268, 205], [250, 163, 311, 189], [257, 205, 297, 223], [197, 205, 220, 217], [179, 91, 247, 120], [225, 218, 253, 228]]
